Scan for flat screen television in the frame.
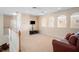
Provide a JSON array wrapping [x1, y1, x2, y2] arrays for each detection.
[[30, 21, 35, 24]]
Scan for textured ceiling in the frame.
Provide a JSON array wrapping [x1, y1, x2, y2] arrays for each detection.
[[0, 7, 72, 16]]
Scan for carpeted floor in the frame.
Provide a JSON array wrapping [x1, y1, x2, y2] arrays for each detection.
[[20, 34, 54, 52], [20, 31, 68, 52]]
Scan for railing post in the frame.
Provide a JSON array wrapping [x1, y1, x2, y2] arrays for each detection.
[[19, 31, 21, 52]]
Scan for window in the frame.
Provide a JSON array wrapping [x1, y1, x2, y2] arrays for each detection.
[[48, 16, 54, 27], [57, 15, 67, 28], [71, 12, 79, 28]]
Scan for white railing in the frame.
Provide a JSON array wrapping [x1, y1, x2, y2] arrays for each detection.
[[9, 28, 20, 52]]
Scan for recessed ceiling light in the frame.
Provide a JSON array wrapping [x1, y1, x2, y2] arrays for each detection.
[[39, 11, 47, 15], [6, 13, 17, 16], [57, 7, 62, 10], [41, 11, 47, 14], [12, 13, 17, 15], [12, 12, 19, 15]]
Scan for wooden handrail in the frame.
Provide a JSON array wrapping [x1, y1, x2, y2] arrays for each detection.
[[19, 31, 21, 52]]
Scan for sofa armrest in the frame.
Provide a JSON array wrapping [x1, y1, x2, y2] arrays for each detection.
[[52, 40, 77, 52]]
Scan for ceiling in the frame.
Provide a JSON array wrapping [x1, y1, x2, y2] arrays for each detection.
[[0, 7, 72, 16]]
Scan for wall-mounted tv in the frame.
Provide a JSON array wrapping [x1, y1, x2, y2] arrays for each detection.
[[30, 21, 35, 24]]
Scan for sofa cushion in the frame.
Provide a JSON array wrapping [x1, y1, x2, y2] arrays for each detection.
[[53, 40, 76, 52], [76, 39, 79, 51], [68, 35, 78, 46], [65, 33, 74, 40], [0, 47, 2, 52]]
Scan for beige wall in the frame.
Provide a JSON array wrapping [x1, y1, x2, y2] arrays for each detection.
[[39, 7, 79, 38], [0, 15, 14, 46], [4, 15, 13, 35], [0, 15, 9, 45], [0, 15, 4, 45], [21, 14, 39, 35]]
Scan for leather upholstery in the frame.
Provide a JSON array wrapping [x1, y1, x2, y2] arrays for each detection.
[[76, 39, 79, 51], [53, 40, 76, 52], [52, 33, 79, 52], [68, 35, 78, 46], [65, 33, 74, 40]]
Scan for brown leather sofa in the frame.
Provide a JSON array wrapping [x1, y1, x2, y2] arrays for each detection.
[[52, 33, 79, 52], [0, 43, 9, 52]]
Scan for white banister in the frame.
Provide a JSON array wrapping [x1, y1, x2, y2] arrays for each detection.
[[9, 28, 20, 52]]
